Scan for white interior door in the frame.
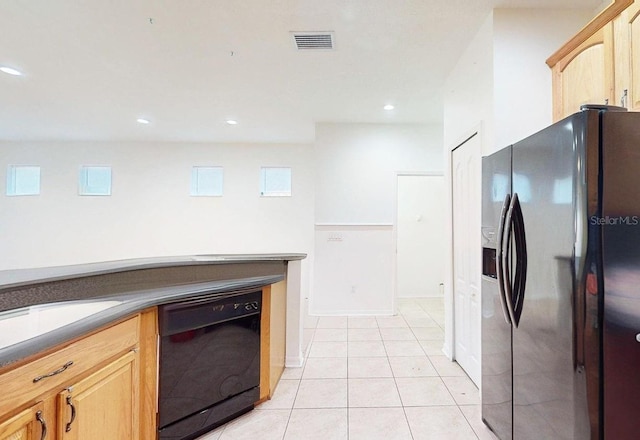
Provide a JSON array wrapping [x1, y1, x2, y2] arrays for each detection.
[[452, 134, 481, 385], [396, 174, 445, 298]]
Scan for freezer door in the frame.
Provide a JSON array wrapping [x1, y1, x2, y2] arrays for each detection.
[[511, 111, 596, 440], [481, 147, 513, 440], [601, 111, 640, 439]]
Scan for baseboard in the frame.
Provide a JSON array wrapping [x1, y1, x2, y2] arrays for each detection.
[[441, 341, 453, 360], [307, 309, 395, 316], [285, 353, 304, 368]]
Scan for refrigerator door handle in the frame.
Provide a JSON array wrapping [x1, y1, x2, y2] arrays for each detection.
[[502, 194, 518, 327], [511, 193, 527, 327], [496, 193, 512, 325]]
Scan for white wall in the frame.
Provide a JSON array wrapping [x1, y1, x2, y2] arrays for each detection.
[[492, 8, 596, 151], [0, 141, 315, 300], [312, 123, 443, 315], [442, 8, 598, 360], [443, 13, 495, 153], [444, 9, 595, 155], [442, 15, 494, 358], [0, 122, 446, 320], [314, 224, 395, 314], [315, 123, 443, 223]]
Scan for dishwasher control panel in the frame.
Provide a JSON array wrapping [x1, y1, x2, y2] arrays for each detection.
[[159, 289, 262, 336]]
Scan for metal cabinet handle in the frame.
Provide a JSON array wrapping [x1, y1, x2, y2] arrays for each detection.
[[33, 361, 74, 383], [36, 410, 47, 440], [65, 395, 76, 432]]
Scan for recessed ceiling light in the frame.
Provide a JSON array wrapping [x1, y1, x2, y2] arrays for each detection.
[[136, 118, 150, 124], [226, 120, 238, 125], [0, 66, 23, 76], [383, 104, 395, 111]]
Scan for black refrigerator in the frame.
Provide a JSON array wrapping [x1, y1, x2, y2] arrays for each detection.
[[481, 106, 640, 440]]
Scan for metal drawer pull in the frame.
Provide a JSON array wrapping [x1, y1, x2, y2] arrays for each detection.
[[32, 361, 74, 383], [36, 410, 47, 440], [65, 395, 76, 432]]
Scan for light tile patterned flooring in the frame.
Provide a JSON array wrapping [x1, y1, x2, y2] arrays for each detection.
[[198, 297, 498, 440]]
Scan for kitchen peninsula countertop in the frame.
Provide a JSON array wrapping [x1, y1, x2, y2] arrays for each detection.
[[0, 254, 305, 368], [0, 254, 306, 290]]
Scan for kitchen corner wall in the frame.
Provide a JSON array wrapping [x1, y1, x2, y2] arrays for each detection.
[[443, 8, 595, 154], [312, 123, 443, 315], [0, 141, 315, 302], [442, 7, 599, 358], [491, 8, 598, 151]]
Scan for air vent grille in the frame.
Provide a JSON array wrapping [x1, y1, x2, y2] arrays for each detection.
[[292, 32, 335, 50]]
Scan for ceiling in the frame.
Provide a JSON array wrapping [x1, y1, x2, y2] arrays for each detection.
[[0, 0, 602, 144]]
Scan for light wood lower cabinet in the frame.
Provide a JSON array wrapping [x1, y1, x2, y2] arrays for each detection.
[[259, 280, 287, 402], [0, 309, 157, 440], [0, 402, 46, 440], [57, 351, 138, 440], [0, 284, 287, 439]]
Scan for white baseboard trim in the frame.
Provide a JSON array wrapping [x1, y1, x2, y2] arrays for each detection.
[[307, 309, 395, 317], [441, 341, 453, 360], [285, 353, 304, 368]]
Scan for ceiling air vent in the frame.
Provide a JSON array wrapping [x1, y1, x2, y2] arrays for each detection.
[[292, 32, 335, 50]]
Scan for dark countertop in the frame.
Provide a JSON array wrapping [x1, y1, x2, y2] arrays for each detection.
[[0, 254, 305, 369], [0, 254, 306, 290]]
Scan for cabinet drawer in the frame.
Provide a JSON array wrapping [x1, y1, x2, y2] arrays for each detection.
[[0, 315, 139, 416]]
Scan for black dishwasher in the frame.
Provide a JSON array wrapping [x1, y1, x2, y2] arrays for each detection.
[[158, 289, 262, 440]]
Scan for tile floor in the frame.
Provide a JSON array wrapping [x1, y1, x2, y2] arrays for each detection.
[[197, 297, 498, 440]]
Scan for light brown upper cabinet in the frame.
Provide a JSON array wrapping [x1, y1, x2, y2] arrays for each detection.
[[551, 24, 615, 120], [547, 0, 635, 120], [614, 1, 640, 110]]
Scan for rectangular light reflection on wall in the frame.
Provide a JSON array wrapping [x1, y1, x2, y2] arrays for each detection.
[[190, 166, 223, 196], [260, 167, 291, 197], [79, 166, 112, 196], [6, 165, 41, 196]]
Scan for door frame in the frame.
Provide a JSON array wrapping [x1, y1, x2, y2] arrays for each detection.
[[444, 125, 483, 361], [393, 171, 445, 310]]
